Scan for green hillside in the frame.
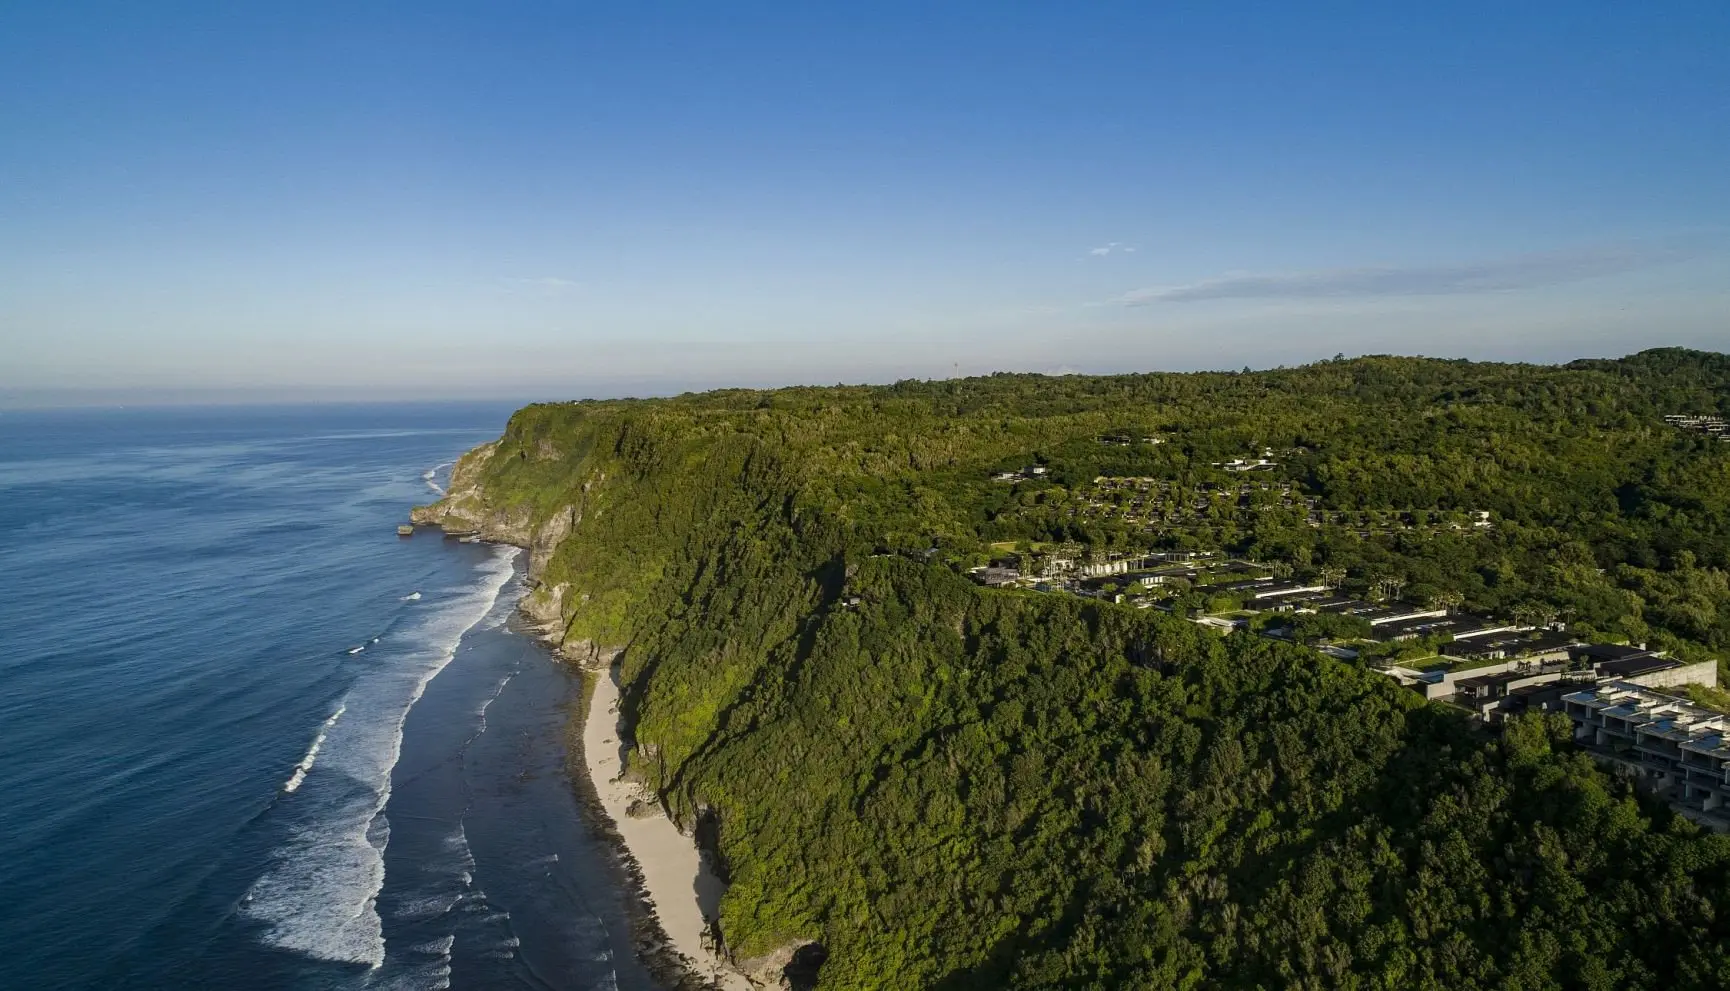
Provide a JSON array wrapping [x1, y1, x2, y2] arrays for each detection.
[[421, 350, 1730, 989]]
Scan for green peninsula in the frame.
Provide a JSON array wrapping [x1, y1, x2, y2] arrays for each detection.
[[416, 349, 1730, 990]]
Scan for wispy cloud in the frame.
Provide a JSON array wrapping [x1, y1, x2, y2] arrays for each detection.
[[1114, 242, 1703, 305], [501, 276, 582, 295], [1087, 242, 1136, 257]]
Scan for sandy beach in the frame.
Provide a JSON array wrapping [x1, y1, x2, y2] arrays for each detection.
[[584, 666, 753, 991]]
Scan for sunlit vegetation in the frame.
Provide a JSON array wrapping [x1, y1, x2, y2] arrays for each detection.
[[444, 348, 1730, 988]]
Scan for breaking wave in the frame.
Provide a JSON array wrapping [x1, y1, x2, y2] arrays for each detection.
[[422, 462, 455, 497], [283, 705, 345, 793], [239, 547, 519, 967]]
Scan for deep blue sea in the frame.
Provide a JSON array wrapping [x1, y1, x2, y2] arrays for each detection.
[[0, 404, 658, 990]]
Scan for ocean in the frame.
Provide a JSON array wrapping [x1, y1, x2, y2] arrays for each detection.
[[0, 404, 659, 990]]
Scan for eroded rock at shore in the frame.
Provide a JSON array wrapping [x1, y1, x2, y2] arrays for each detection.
[[410, 441, 500, 532], [520, 580, 567, 630], [560, 637, 624, 669], [735, 941, 827, 991], [414, 447, 627, 668], [410, 445, 581, 556]]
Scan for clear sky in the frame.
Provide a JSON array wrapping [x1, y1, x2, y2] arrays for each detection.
[[2, 1, 1726, 404]]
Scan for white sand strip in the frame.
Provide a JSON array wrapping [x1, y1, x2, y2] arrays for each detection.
[[584, 666, 752, 990]]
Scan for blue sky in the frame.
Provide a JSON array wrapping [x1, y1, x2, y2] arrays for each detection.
[[2, 2, 1726, 403]]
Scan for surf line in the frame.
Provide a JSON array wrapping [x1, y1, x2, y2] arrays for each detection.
[[423, 461, 455, 496], [284, 704, 347, 793]]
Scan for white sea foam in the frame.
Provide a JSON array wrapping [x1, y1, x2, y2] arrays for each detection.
[[441, 822, 478, 876], [410, 936, 456, 958], [283, 705, 346, 793], [422, 461, 454, 496], [348, 646, 366, 655], [473, 674, 512, 733], [394, 891, 463, 923], [402, 591, 421, 601], [241, 547, 520, 968], [373, 959, 452, 991]]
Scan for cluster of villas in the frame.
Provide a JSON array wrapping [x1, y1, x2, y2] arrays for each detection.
[[1386, 641, 1716, 717], [1211, 450, 1280, 472], [1562, 681, 1730, 831], [1199, 577, 1535, 645], [969, 550, 1218, 589], [970, 550, 1729, 830], [1064, 474, 1495, 540], [1665, 413, 1729, 438], [991, 464, 1052, 483]]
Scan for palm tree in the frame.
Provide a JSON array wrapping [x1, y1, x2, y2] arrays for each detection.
[[1512, 603, 1558, 628], [1369, 575, 1406, 603]]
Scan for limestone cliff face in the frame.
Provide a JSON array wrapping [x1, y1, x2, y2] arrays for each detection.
[[735, 940, 825, 991], [529, 504, 579, 576], [413, 443, 620, 668], [409, 442, 524, 539], [559, 637, 624, 668]]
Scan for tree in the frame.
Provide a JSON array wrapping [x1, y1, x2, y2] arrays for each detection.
[[1427, 588, 1464, 611]]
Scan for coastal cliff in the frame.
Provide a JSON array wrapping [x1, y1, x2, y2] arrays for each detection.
[[413, 355, 1730, 990], [414, 443, 619, 667]]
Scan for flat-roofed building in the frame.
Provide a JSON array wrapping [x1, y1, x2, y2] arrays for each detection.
[[1570, 642, 1658, 666], [1308, 596, 1373, 614], [1360, 605, 1450, 626], [1451, 661, 1580, 721], [1372, 615, 1522, 642], [1564, 643, 1718, 689], [1441, 629, 1578, 663], [1563, 683, 1730, 827], [1213, 578, 1330, 600], [972, 566, 1022, 588]]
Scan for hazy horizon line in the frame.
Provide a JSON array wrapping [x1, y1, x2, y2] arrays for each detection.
[[4, 344, 1715, 411]]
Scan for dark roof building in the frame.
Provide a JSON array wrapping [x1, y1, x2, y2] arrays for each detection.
[[1360, 605, 1450, 626], [1569, 642, 1656, 665], [1213, 578, 1330, 600], [973, 566, 1022, 588], [1596, 655, 1680, 679], [1441, 629, 1578, 661], [1313, 598, 1380, 616]]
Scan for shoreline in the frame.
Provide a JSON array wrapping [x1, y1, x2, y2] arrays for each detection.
[[413, 483, 755, 989], [575, 665, 752, 991]]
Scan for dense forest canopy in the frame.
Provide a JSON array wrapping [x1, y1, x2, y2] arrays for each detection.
[[431, 349, 1730, 989]]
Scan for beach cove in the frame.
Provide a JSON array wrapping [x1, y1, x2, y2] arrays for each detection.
[[579, 667, 754, 991]]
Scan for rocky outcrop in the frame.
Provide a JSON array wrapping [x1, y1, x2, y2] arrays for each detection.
[[413, 444, 627, 667], [412, 445, 581, 576], [409, 442, 532, 543], [530, 505, 579, 577], [734, 941, 827, 990], [520, 581, 568, 633], [560, 637, 624, 669]]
